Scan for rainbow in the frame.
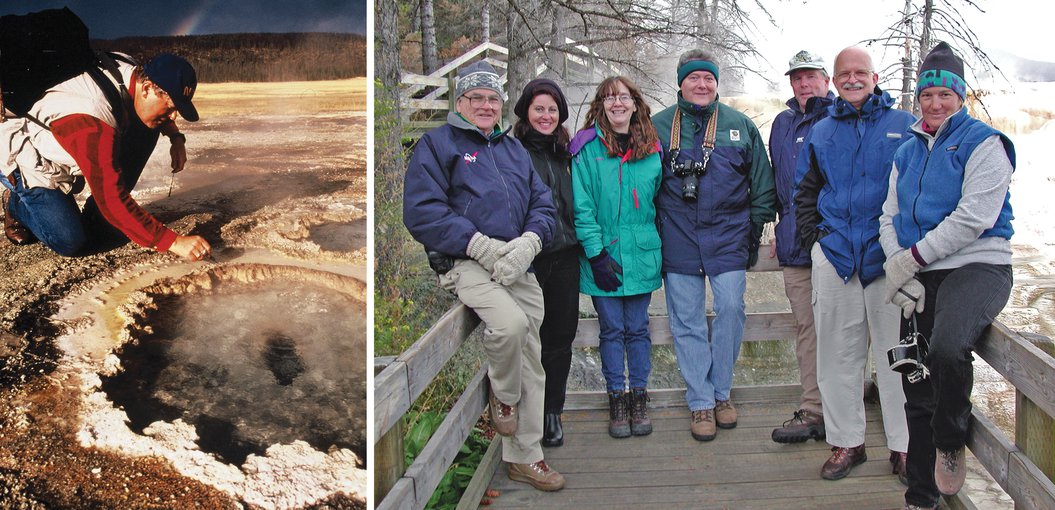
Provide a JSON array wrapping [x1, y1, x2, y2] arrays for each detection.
[[170, 3, 212, 36]]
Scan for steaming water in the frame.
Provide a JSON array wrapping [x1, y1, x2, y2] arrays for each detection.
[[102, 281, 366, 465], [309, 219, 367, 252]]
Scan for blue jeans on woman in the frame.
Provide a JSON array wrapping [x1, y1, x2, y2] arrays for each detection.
[[664, 270, 747, 411], [592, 293, 652, 392]]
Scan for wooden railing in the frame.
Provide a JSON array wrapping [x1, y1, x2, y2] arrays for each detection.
[[373, 251, 1055, 510], [399, 42, 508, 137]]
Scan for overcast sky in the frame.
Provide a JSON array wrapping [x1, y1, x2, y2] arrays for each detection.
[[0, 0, 366, 37], [747, 0, 1052, 92]]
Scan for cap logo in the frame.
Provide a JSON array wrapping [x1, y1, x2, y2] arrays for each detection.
[[183, 85, 194, 98]]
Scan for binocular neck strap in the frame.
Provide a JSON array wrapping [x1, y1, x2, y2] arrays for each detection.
[[669, 106, 719, 157]]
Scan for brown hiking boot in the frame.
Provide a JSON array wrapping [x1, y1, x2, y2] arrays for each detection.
[[508, 460, 565, 491], [891, 450, 909, 486], [488, 386, 517, 437], [821, 444, 867, 480], [690, 409, 716, 441], [714, 399, 737, 429], [935, 446, 966, 495], [772, 409, 825, 443], [629, 388, 652, 436], [2, 189, 36, 246], [608, 391, 630, 438]]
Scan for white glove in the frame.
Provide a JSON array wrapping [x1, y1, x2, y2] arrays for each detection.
[[467, 232, 507, 272], [891, 278, 926, 319], [491, 232, 542, 286], [884, 249, 923, 304]]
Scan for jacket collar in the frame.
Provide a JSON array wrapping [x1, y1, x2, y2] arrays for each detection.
[[829, 86, 896, 120], [785, 91, 835, 118], [447, 111, 508, 141], [676, 92, 719, 118], [909, 106, 969, 143]]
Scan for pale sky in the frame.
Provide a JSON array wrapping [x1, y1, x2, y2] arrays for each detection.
[[744, 0, 1052, 93]]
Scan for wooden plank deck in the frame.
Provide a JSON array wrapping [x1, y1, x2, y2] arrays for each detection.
[[481, 386, 908, 510]]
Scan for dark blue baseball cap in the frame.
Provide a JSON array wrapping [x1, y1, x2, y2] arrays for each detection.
[[143, 53, 199, 122]]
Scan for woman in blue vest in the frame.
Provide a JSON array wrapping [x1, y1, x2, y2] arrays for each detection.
[[879, 42, 1015, 510], [569, 76, 662, 438]]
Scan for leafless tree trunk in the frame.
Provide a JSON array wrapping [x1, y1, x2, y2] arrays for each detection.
[[376, 0, 407, 294], [420, 0, 438, 74], [482, 0, 491, 43]]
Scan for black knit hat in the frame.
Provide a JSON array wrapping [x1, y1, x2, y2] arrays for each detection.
[[916, 41, 966, 100], [513, 78, 569, 124]]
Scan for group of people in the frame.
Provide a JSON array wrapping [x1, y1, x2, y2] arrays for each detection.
[[402, 42, 1015, 510]]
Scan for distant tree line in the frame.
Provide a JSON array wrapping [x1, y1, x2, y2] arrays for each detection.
[[94, 33, 366, 83]]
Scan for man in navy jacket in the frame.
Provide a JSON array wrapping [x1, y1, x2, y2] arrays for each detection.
[[768, 50, 833, 445], [403, 61, 563, 491]]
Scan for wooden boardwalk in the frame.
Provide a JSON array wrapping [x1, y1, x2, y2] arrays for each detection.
[[482, 385, 908, 510]]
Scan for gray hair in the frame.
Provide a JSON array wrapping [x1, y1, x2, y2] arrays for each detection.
[[678, 49, 717, 68]]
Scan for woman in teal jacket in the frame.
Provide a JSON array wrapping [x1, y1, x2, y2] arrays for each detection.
[[570, 76, 663, 439]]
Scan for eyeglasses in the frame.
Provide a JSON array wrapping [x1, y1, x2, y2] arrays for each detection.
[[156, 86, 179, 120], [462, 94, 503, 107], [603, 94, 634, 105], [835, 70, 873, 81]]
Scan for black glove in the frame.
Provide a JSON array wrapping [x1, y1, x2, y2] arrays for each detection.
[[746, 222, 763, 269], [589, 249, 623, 292]]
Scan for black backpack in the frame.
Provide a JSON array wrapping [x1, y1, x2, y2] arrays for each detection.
[[0, 7, 131, 131]]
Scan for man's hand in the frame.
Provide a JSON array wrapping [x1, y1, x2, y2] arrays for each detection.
[[890, 278, 925, 319], [491, 232, 542, 285], [467, 232, 507, 272], [769, 238, 777, 259], [169, 235, 211, 261], [169, 136, 187, 173]]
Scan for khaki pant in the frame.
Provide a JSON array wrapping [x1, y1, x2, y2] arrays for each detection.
[[783, 266, 822, 415], [440, 259, 546, 463], [811, 244, 909, 452]]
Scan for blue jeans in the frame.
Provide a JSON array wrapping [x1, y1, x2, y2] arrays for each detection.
[[665, 270, 746, 410], [3, 170, 87, 256], [592, 293, 652, 392]]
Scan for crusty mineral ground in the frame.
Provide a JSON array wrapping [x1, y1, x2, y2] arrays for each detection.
[[0, 79, 367, 509]]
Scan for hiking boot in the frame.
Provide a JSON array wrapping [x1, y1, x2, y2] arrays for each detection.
[[542, 413, 563, 447], [488, 386, 517, 437], [629, 388, 652, 436], [690, 409, 716, 442], [714, 399, 737, 429], [891, 450, 909, 486], [821, 444, 867, 480], [2, 189, 35, 246], [508, 460, 565, 491], [935, 446, 966, 495], [772, 409, 825, 443], [608, 391, 630, 438]]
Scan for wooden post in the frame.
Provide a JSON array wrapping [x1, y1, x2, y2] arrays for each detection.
[[1014, 332, 1055, 510], [374, 357, 405, 506], [447, 73, 456, 114]]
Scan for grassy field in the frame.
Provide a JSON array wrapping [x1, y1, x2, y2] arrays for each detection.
[[192, 77, 368, 116]]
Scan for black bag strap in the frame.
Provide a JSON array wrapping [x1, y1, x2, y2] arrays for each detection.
[[19, 51, 133, 134]]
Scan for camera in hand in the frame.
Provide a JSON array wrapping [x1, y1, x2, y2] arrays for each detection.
[[669, 148, 709, 201], [888, 315, 929, 383]]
